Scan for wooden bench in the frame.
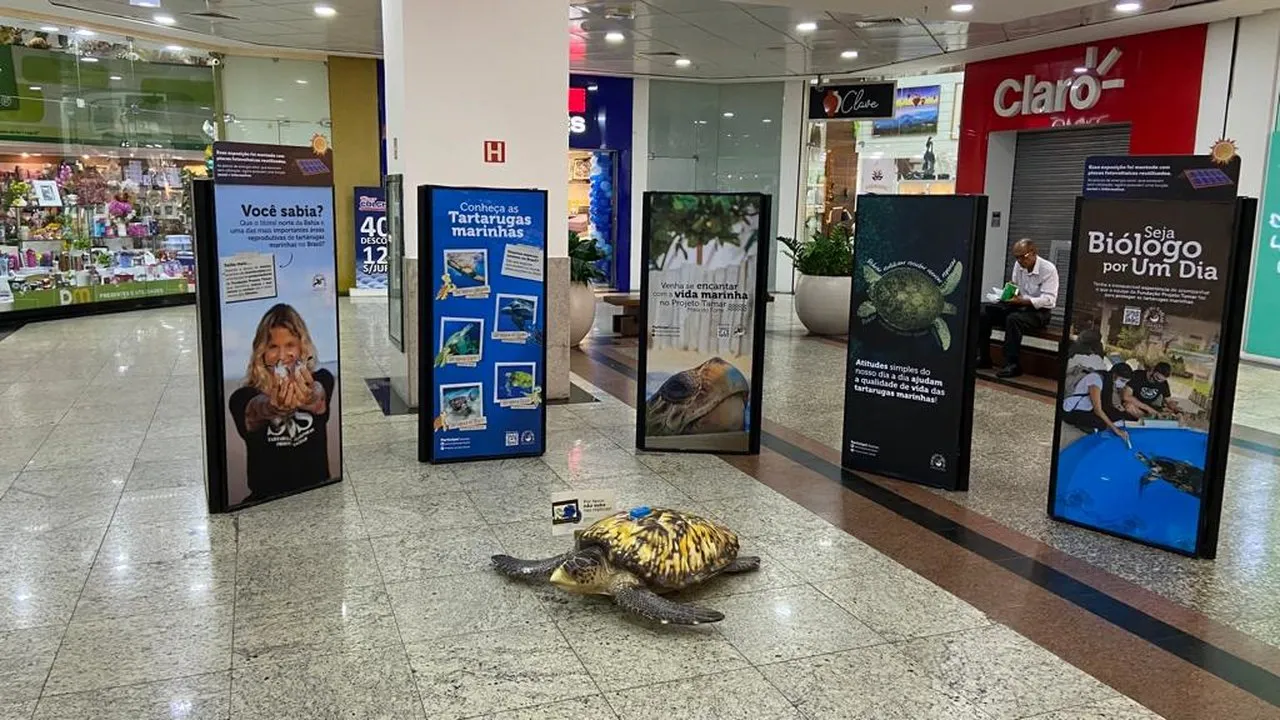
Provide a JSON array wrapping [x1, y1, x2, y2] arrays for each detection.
[[599, 292, 776, 338], [989, 328, 1062, 379]]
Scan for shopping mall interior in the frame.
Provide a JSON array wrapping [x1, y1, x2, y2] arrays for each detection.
[[1, 0, 1280, 718]]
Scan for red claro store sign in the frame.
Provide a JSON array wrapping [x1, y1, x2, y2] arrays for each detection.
[[956, 25, 1208, 193]]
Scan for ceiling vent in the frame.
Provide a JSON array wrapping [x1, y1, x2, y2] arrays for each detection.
[[604, 5, 636, 20], [186, 10, 240, 21], [639, 51, 682, 57], [851, 17, 908, 27]]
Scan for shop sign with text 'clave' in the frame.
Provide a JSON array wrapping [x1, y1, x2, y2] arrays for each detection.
[[808, 82, 897, 121], [994, 45, 1126, 118]]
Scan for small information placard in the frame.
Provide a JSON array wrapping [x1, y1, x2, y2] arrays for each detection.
[[550, 489, 618, 536], [221, 253, 278, 303]]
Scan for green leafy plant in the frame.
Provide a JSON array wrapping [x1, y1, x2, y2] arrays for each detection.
[[569, 230, 606, 285], [647, 194, 760, 270], [778, 225, 854, 277]]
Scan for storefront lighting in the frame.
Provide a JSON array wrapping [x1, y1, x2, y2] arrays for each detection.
[[154, 14, 176, 25], [723, 111, 735, 118], [840, 50, 858, 59], [314, 4, 337, 18], [28, 86, 40, 91], [1115, 1, 1141, 11], [950, 3, 974, 12], [762, 118, 773, 123], [809, 78, 819, 85], [587, 83, 598, 92], [165, 45, 183, 52], [605, 31, 625, 43], [795, 21, 817, 32], [675, 58, 692, 68], [1074, 66, 1088, 74], [296, 79, 309, 84], [109, 75, 123, 81], [75, 28, 95, 37], [81, 57, 99, 63], [40, 26, 58, 33]]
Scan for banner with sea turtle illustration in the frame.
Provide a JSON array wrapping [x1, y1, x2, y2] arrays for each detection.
[[418, 185, 547, 463], [842, 194, 988, 490], [637, 192, 771, 454], [1048, 193, 1256, 558]]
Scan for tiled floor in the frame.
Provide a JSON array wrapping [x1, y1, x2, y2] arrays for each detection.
[[0, 296, 1273, 718]]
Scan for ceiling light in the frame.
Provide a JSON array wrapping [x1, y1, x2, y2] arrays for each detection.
[[762, 118, 773, 123], [605, 31, 625, 43], [75, 28, 95, 37], [723, 111, 735, 118], [296, 79, 309, 84], [809, 78, 819, 85], [675, 58, 692, 67], [586, 83, 598, 91], [796, 21, 818, 32], [165, 45, 183, 52], [1073, 66, 1088, 74], [154, 14, 176, 25], [275, 97, 284, 102], [39, 26, 58, 33], [109, 75, 123, 81], [314, 4, 337, 17], [1115, 1, 1141, 11], [841, 49, 859, 59], [950, 3, 974, 12]]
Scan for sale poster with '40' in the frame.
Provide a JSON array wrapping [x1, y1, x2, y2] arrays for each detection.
[[353, 187, 388, 294]]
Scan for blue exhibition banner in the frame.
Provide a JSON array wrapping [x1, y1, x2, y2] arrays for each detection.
[[353, 186, 388, 291], [205, 141, 343, 511], [419, 185, 547, 463]]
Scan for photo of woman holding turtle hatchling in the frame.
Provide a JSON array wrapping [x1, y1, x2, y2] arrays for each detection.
[[229, 303, 337, 504]]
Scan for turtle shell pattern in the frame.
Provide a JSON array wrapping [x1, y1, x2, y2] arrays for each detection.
[[870, 266, 945, 333], [577, 508, 739, 592]]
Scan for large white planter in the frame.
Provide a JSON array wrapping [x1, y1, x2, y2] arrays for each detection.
[[794, 273, 851, 336], [568, 282, 596, 347]]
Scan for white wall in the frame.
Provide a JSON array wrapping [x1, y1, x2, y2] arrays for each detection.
[[982, 132, 1018, 294], [1202, 14, 1280, 198], [631, 77, 650, 292]]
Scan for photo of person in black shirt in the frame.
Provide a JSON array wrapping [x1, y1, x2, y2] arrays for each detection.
[[229, 303, 336, 503], [1123, 361, 1183, 420]]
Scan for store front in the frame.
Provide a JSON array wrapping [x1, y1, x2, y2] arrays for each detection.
[[569, 74, 633, 291], [956, 26, 1209, 308], [801, 72, 964, 238]]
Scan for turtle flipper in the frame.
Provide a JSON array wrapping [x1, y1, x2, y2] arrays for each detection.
[[860, 264, 882, 285], [857, 301, 878, 321], [723, 556, 761, 573], [941, 302, 957, 316], [939, 261, 964, 296], [933, 318, 952, 351], [612, 581, 724, 625], [491, 552, 572, 580]]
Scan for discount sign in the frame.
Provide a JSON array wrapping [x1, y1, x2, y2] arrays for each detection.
[[354, 187, 388, 292]]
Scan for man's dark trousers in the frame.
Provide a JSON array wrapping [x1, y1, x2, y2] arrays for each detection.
[[978, 303, 1051, 368]]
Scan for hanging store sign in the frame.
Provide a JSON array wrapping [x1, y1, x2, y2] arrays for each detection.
[[808, 82, 897, 120]]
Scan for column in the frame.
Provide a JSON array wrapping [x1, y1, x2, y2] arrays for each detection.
[[382, 0, 571, 405]]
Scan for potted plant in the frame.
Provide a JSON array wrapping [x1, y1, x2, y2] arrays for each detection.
[[779, 224, 854, 335], [569, 230, 605, 346]]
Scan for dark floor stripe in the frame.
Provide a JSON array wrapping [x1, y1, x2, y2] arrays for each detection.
[[578, 343, 1280, 709]]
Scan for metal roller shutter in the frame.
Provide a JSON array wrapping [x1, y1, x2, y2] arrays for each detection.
[[1006, 124, 1132, 329]]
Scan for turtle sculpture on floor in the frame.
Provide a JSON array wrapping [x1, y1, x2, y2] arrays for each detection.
[[645, 357, 750, 437], [492, 507, 760, 625], [857, 260, 964, 351], [1135, 452, 1205, 498]]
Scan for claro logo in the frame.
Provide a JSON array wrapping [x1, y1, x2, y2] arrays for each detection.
[[993, 46, 1125, 118]]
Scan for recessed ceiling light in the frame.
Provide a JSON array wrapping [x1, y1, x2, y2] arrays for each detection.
[[809, 78, 819, 85], [841, 49, 859, 59], [28, 86, 40, 91], [80, 56, 99, 63], [314, 4, 337, 17], [795, 21, 818, 32], [605, 31, 624, 43], [154, 14, 176, 25], [39, 25, 58, 33], [950, 3, 974, 12], [723, 111, 735, 118], [586, 83, 598, 91], [675, 58, 692, 67], [296, 79, 309, 84], [1073, 66, 1088, 74], [1115, 1, 1141, 11], [275, 97, 284, 102], [762, 118, 773, 123], [109, 75, 123, 81], [75, 28, 95, 36], [165, 45, 183, 52]]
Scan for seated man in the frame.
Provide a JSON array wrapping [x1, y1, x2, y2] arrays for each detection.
[[978, 238, 1059, 378]]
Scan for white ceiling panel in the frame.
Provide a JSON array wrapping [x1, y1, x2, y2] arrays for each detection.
[[38, 0, 1239, 79]]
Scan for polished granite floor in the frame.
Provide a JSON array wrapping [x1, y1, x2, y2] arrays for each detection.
[[0, 300, 1177, 719]]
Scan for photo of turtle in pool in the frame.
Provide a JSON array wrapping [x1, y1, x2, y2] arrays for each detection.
[[644, 357, 750, 438], [443, 249, 488, 289]]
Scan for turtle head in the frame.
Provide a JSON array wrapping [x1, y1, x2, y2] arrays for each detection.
[[550, 549, 610, 595], [645, 357, 750, 436]]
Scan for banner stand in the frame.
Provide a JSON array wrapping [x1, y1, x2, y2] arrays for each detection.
[[635, 192, 771, 455], [417, 185, 549, 464], [193, 142, 345, 513], [351, 186, 389, 297], [1048, 188, 1257, 559], [840, 194, 988, 491]]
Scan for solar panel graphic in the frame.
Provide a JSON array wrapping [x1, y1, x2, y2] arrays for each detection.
[[1183, 168, 1234, 190]]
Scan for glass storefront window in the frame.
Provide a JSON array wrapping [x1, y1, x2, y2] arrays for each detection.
[[220, 57, 331, 148], [802, 72, 964, 237]]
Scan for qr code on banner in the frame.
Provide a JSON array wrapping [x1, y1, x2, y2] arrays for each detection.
[[1122, 306, 1142, 326]]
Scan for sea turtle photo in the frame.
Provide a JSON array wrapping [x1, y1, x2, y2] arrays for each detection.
[[503, 369, 535, 397], [500, 297, 543, 344], [492, 507, 760, 625], [1135, 452, 1204, 498], [857, 260, 963, 351], [646, 357, 749, 436], [434, 323, 480, 366]]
